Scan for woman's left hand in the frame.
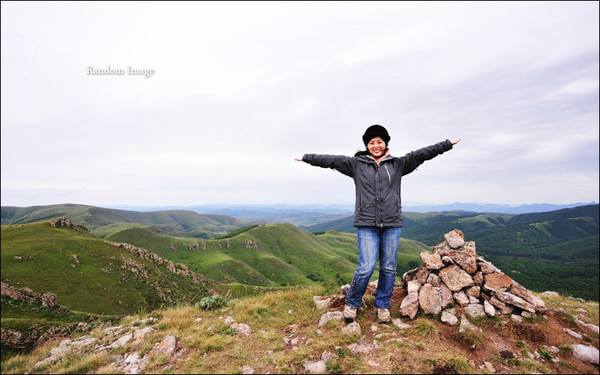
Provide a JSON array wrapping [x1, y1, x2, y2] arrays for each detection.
[[452, 139, 462, 145]]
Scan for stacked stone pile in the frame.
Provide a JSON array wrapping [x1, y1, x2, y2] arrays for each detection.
[[400, 229, 547, 321]]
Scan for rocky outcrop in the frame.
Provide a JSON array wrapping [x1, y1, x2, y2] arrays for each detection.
[[1, 282, 61, 308], [401, 229, 547, 320], [110, 242, 206, 285], [48, 217, 88, 232]]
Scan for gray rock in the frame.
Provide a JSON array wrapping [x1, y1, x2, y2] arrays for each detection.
[[574, 318, 600, 334], [478, 259, 498, 274], [321, 351, 339, 361], [402, 268, 419, 283], [318, 311, 344, 326], [313, 296, 331, 310], [441, 311, 458, 325], [444, 230, 465, 249], [407, 280, 421, 293], [449, 241, 477, 274], [440, 282, 453, 308], [564, 328, 583, 340], [427, 273, 441, 287], [418, 283, 442, 315], [511, 314, 523, 324], [483, 273, 513, 293], [573, 344, 599, 364], [453, 291, 470, 307], [341, 321, 362, 336], [489, 296, 514, 315], [153, 335, 177, 355], [420, 252, 444, 270], [392, 318, 411, 329], [132, 327, 154, 342], [464, 304, 486, 319], [495, 291, 536, 313], [304, 360, 327, 374], [541, 291, 559, 297], [432, 241, 451, 257], [473, 271, 484, 286], [241, 365, 255, 374], [416, 266, 431, 284], [468, 296, 480, 304], [484, 300, 496, 316], [400, 291, 419, 320], [465, 286, 481, 298], [439, 264, 474, 292], [347, 342, 379, 355]]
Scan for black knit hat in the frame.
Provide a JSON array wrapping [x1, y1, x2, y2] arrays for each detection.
[[362, 124, 390, 146]]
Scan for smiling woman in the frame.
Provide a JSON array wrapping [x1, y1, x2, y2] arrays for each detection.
[[296, 124, 460, 324]]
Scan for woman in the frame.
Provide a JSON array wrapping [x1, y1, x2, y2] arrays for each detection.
[[296, 124, 460, 323]]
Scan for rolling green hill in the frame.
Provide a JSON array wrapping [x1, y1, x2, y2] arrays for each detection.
[[105, 224, 430, 288], [1, 204, 247, 239], [0, 221, 233, 317]]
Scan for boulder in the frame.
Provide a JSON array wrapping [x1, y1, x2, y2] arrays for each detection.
[[439, 264, 474, 291], [400, 291, 419, 320], [418, 284, 442, 315], [426, 273, 441, 287], [444, 229, 465, 249], [573, 345, 599, 364], [407, 280, 421, 293], [341, 322, 361, 336], [465, 286, 481, 298], [449, 241, 477, 274], [416, 266, 430, 284], [489, 296, 514, 315], [494, 291, 536, 313], [483, 273, 513, 293], [420, 252, 444, 270], [439, 282, 453, 308], [478, 259, 498, 274], [453, 291, 470, 307], [484, 300, 496, 316], [441, 311, 458, 326], [464, 304, 486, 319]]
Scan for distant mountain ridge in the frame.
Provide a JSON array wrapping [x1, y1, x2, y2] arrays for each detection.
[[1, 204, 248, 239]]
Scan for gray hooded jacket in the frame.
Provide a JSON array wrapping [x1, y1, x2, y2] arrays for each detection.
[[302, 140, 453, 228]]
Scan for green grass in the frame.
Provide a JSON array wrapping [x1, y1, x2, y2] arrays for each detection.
[[1, 222, 220, 316]]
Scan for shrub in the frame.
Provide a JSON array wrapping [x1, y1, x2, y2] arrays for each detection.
[[195, 294, 228, 311]]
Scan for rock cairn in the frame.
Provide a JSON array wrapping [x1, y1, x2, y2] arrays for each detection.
[[400, 229, 547, 321]]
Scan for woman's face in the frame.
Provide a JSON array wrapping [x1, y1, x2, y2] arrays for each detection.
[[367, 137, 386, 158]]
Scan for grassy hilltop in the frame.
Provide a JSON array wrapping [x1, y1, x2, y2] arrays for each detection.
[[104, 223, 429, 287]]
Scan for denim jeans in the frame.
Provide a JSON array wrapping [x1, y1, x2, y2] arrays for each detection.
[[345, 227, 402, 309]]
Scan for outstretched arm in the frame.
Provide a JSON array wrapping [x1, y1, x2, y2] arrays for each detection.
[[295, 154, 355, 177]]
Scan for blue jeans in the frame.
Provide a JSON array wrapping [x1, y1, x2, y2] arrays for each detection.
[[345, 227, 402, 309]]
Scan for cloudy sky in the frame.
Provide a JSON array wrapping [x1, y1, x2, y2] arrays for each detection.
[[1, 2, 598, 208]]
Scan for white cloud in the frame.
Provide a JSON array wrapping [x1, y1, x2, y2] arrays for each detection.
[[1, 1, 598, 207]]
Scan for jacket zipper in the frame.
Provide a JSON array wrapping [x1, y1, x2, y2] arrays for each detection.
[[384, 165, 391, 183]]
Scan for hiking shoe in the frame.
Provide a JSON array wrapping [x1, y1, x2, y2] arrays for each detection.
[[377, 308, 391, 324], [343, 306, 357, 323]]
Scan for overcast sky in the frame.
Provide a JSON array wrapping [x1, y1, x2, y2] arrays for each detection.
[[1, 1, 598, 208]]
